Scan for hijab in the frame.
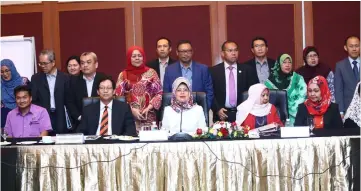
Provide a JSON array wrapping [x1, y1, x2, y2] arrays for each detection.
[[268, 53, 293, 90], [344, 82, 361, 127], [1, 59, 23, 109], [124, 46, 150, 84], [236, 83, 272, 125], [296, 46, 331, 84], [170, 77, 194, 113]]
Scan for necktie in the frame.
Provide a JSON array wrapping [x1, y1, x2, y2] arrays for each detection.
[[228, 66, 236, 107], [352, 61, 360, 82], [100, 106, 108, 135]]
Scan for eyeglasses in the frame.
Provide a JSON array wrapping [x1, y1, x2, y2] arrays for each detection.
[[38, 61, 52, 66], [307, 54, 319, 59], [99, 87, 113, 91], [176, 88, 189, 93], [254, 44, 266, 48], [178, 50, 192, 54], [224, 49, 238, 53]]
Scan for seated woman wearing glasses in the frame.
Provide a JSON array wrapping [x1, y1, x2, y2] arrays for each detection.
[[1, 59, 30, 128], [294, 76, 343, 129], [162, 77, 206, 135]]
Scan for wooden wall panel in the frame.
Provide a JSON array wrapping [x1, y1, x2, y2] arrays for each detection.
[[59, 8, 126, 79], [313, 1, 360, 70]]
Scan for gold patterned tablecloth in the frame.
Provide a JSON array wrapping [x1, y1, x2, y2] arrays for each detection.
[[13, 136, 358, 191]]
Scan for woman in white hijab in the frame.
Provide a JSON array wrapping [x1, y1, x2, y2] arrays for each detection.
[[344, 82, 360, 128], [236, 83, 283, 129]]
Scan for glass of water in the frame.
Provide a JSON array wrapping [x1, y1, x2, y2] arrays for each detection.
[[307, 117, 314, 136], [1, 129, 8, 142]]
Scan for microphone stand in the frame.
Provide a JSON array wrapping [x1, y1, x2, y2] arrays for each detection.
[[169, 108, 193, 141]]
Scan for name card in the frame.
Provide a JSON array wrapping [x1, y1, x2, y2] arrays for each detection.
[[55, 133, 84, 144], [139, 130, 168, 141], [248, 129, 260, 138], [281, 127, 310, 138]]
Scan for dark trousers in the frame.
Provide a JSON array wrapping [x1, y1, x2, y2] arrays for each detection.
[[213, 107, 237, 122], [49, 109, 57, 136]]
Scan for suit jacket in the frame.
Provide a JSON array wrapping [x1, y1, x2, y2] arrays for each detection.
[[210, 62, 257, 114], [243, 57, 276, 83], [146, 57, 176, 78], [163, 61, 214, 110], [67, 72, 109, 123], [77, 100, 137, 136], [31, 70, 70, 134], [294, 103, 343, 129], [335, 58, 359, 112]]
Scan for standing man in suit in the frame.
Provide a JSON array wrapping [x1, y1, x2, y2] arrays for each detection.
[[146, 37, 176, 86], [210, 41, 257, 122], [67, 52, 108, 128], [31, 49, 70, 134], [77, 77, 136, 136], [163, 40, 214, 110], [243, 37, 275, 84], [335, 36, 360, 118]]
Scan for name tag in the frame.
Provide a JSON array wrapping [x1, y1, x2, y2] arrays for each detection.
[[281, 127, 310, 138], [139, 130, 168, 141]]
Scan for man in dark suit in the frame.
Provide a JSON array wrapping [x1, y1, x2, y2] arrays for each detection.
[[77, 77, 136, 136], [67, 52, 108, 128], [243, 37, 275, 84], [163, 40, 214, 110], [146, 37, 176, 86], [210, 41, 257, 122], [31, 49, 70, 134], [335, 36, 360, 118]]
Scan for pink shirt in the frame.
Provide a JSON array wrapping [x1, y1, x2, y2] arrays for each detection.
[[4, 104, 52, 138]]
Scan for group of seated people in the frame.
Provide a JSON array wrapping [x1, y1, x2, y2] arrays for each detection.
[[1, 35, 360, 138]]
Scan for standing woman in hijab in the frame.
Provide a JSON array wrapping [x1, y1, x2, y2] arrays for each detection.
[[1, 59, 30, 127], [295, 76, 343, 129], [296, 46, 335, 102], [264, 53, 307, 125], [115, 46, 162, 131]]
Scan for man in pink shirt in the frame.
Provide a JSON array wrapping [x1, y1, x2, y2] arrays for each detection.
[[4, 85, 52, 138]]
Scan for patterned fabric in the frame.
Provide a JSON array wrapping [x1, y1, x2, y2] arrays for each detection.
[[326, 71, 336, 103], [170, 77, 194, 113], [265, 69, 307, 125], [124, 46, 150, 77], [268, 54, 294, 90], [344, 82, 361, 127]]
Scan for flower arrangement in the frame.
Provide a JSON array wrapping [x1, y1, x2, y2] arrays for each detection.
[[193, 121, 250, 139]]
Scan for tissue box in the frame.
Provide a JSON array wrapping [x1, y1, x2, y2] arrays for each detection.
[[139, 130, 168, 141]]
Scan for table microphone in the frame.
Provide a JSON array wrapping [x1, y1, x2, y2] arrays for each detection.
[[169, 108, 193, 141]]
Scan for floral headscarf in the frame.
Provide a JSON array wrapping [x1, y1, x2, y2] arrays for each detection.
[[171, 77, 194, 113], [268, 53, 293, 90], [304, 75, 331, 116]]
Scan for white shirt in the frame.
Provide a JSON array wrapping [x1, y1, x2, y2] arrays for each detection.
[[224, 62, 238, 108], [159, 57, 169, 86], [348, 56, 360, 71], [162, 105, 206, 135], [46, 69, 57, 109], [96, 100, 113, 135], [83, 73, 96, 97]]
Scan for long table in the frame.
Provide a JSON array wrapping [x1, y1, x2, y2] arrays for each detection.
[[1, 135, 360, 191]]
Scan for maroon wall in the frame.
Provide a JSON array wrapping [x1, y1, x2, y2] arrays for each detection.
[[59, 8, 126, 79], [313, 1, 360, 70], [227, 4, 295, 64], [142, 5, 212, 66]]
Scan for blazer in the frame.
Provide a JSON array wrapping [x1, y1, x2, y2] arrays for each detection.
[[31, 70, 70, 134], [210, 62, 257, 113], [243, 57, 276, 83], [77, 100, 137, 136], [67, 72, 109, 123], [163, 61, 214, 110], [335, 58, 359, 112], [146, 57, 176, 77], [294, 103, 343, 129]]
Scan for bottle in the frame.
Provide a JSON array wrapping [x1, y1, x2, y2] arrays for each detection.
[[151, 121, 158, 131], [284, 119, 293, 127]]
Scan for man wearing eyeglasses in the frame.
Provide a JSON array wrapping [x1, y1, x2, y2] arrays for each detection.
[[243, 37, 276, 84], [210, 41, 257, 122], [163, 40, 214, 111], [30, 49, 71, 134], [77, 77, 136, 136]]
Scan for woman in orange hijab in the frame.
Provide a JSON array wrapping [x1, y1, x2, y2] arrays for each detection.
[[295, 75, 343, 129], [115, 46, 162, 131]]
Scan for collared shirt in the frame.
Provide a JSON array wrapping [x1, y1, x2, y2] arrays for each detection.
[[255, 58, 269, 84], [46, 69, 57, 109], [159, 57, 169, 86], [96, 100, 113, 135], [180, 61, 192, 85], [83, 73, 96, 97], [348, 56, 360, 71], [224, 61, 238, 108], [4, 104, 52, 138]]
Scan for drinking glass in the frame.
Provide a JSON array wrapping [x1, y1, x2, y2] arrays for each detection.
[[307, 117, 314, 136], [1, 129, 8, 142]]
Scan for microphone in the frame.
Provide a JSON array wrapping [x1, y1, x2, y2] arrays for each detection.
[[180, 108, 183, 132], [169, 107, 192, 141]]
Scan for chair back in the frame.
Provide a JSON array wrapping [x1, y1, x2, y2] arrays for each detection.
[[83, 96, 126, 107]]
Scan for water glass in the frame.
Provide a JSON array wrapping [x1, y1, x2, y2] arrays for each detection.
[[307, 117, 314, 135], [1, 129, 8, 142]]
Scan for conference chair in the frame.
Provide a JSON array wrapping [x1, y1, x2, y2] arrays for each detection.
[[82, 96, 126, 107]]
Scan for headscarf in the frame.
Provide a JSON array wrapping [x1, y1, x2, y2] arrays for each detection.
[[236, 83, 272, 125], [344, 82, 361, 127], [1, 59, 23, 109], [170, 77, 194, 113], [125, 46, 149, 75], [268, 53, 293, 90], [296, 46, 331, 84]]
